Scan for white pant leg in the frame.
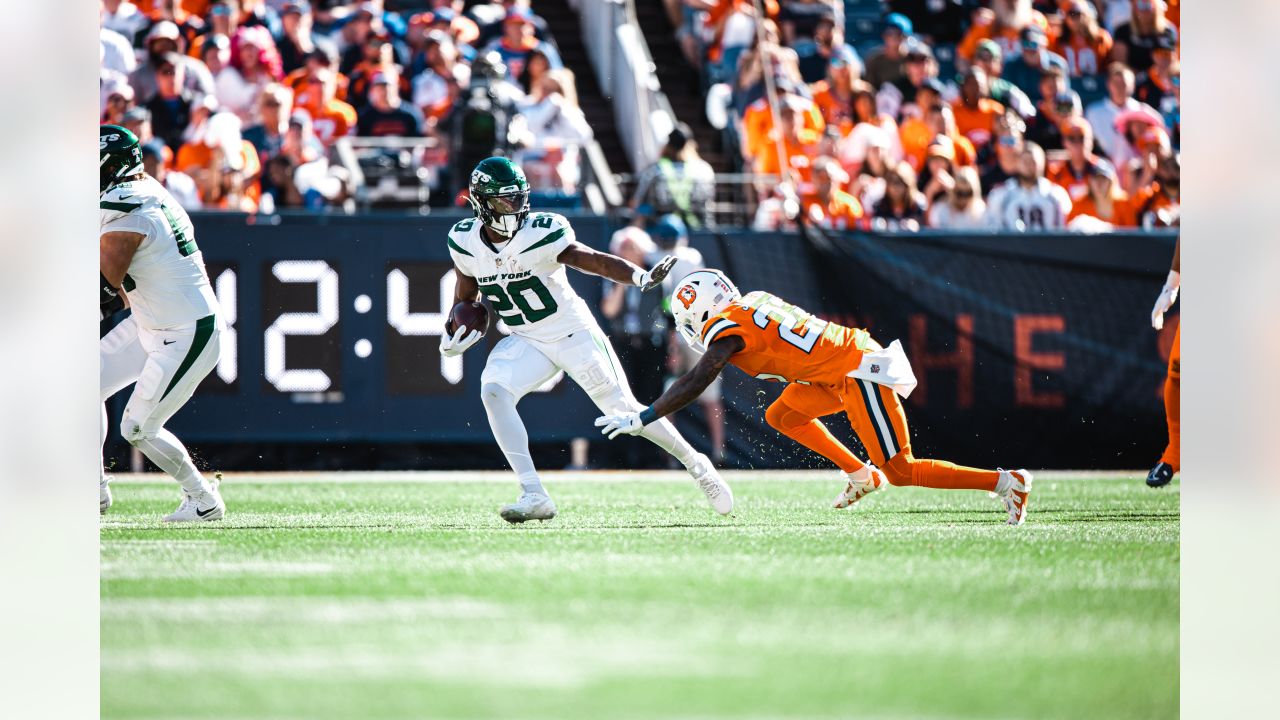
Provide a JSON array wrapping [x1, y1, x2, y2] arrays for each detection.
[[101, 314, 147, 402], [480, 333, 564, 400], [101, 315, 147, 481], [538, 327, 699, 469], [121, 318, 220, 441], [120, 317, 220, 494], [479, 334, 563, 489]]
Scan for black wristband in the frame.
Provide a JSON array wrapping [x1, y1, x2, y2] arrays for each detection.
[[638, 407, 658, 426], [100, 273, 120, 306]]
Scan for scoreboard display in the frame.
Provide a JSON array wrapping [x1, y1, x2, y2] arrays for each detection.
[[152, 213, 616, 443]]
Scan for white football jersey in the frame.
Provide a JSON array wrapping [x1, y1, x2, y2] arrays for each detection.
[[100, 176, 220, 330], [986, 178, 1072, 231], [447, 212, 598, 343]]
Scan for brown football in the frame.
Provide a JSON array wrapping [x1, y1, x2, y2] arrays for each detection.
[[446, 300, 491, 337]]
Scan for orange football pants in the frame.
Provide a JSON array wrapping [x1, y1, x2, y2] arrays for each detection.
[[764, 378, 999, 491], [1160, 325, 1180, 470]]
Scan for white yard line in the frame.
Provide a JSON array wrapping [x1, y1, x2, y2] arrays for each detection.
[[110, 469, 1142, 485]]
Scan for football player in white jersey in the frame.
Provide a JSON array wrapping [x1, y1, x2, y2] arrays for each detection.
[[99, 125, 226, 521], [441, 157, 733, 522], [986, 142, 1073, 230]]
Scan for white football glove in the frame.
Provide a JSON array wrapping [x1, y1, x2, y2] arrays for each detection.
[[1150, 270, 1180, 330], [439, 325, 483, 357], [594, 412, 644, 439], [633, 255, 678, 292]]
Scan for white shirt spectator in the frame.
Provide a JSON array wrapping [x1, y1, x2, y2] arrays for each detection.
[[1085, 95, 1160, 163], [100, 27, 137, 75], [412, 64, 469, 115], [836, 123, 904, 169], [100, 70, 132, 116], [163, 171, 203, 210], [215, 68, 271, 124], [511, 93, 593, 191], [101, 1, 149, 45], [1102, 0, 1132, 32], [928, 199, 989, 230], [986, 178, 1072, 230]]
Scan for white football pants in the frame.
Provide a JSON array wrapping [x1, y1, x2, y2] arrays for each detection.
[[100, 313, 220, 494], [479, 325, 698, 485]]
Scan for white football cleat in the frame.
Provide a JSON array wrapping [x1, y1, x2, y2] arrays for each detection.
[[162, 486, 225, 523], [998, 469, 1033, 525], [688, 453, 733, 515], [100, 476, 113, 515], [500, 492, 558, 524], [833, 465, 887, 509]]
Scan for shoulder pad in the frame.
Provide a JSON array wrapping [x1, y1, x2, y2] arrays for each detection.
[[517, 213, 572, 255], [447, 218, 477, 257], [100, 182, 146, 222]]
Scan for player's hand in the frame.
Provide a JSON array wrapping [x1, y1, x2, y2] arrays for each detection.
[[1150, 270, 1180, 330], [636, 255, 677, 292], [439, 325, 482, 357], [594, 412, 644, 439]]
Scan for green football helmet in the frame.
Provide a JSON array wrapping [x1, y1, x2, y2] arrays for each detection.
[[100, 124, 144, 193], [466, 156, 530, 239]]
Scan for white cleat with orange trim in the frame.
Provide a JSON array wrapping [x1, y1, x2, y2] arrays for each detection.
[[998, 469, 1033, 525], [833, 465, 887, 509]]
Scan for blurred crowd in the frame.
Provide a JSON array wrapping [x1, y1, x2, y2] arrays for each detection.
[[100, 1, 593, 212], [676, 0, 1180, 232]]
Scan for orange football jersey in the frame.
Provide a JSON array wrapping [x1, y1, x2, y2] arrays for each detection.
[[703, 291, 875, 387]]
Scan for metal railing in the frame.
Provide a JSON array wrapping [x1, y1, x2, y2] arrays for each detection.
[[615, 172, 779, 228], [573, 0, 677, 172]]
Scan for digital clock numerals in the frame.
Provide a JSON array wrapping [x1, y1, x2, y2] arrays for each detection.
[[263, 260, 342, 394]]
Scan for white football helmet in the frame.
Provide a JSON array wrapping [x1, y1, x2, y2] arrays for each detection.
[[670, 269, 741, 350]]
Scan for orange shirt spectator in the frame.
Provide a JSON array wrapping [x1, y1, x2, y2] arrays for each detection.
[[303, 98, 357, 145], [1069, 191, 1137, 227], [957, 7, 1052, 64], [810, 80, 855, 135], [1051, 1, 1114, 77], [900, 118, 975, 171], [742, 95, 825, 162], [1069, 160, 1137, 227], [1047, 160, 1090, 203], [1131, 182, 1179, 227], [286, 67, 350, 104], [804, 189, 865, 230], [705, 1, 780, 62], [175, 136, 262, 212], [951, 98, 1004, 148], [757, 129, 821, 186]]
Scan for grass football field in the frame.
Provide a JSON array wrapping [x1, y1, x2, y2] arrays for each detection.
[[101, 471, 1179, 719]]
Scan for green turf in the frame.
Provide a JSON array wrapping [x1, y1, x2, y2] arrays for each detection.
[[101, 471, 1178, 720]]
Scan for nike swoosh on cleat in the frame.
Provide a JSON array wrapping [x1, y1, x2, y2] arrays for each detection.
[[195, 505, 219, 518]]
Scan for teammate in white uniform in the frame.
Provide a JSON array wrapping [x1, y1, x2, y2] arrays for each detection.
[[440, 157, 733, 522], [99, 125, 226, 521], [986, 142, 1073, 230]]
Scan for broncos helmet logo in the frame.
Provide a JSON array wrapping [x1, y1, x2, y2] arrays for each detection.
[[676, 285, 698, 310]]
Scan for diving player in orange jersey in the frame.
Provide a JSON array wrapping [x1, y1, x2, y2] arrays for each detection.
[[1147, 234, 1180, 487], [594, 270, 1034, 525]]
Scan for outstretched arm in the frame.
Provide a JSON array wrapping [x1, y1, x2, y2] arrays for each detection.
[[595, 336, 744, 438], [558, 241, 677, 291]]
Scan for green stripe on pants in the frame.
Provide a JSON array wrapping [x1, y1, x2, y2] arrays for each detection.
[[591, 331, 622, 383], [161, 315, 216, 401]]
